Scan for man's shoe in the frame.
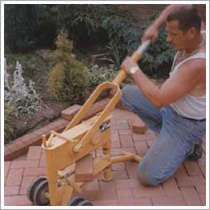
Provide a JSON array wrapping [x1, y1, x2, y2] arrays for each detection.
[[187, 143, 202, 161]]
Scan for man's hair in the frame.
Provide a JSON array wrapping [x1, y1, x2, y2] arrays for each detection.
[[166, 5, 202, 33]]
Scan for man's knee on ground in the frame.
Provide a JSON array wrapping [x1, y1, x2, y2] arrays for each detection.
[[137, 166, 158, 187]]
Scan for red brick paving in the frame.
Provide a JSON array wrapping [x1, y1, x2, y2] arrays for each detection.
[[3, 108, 207, 207]]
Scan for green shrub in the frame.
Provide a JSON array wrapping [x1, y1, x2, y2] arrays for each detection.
[[4, 5, 38, 53], [57, 5, 105, 46], [57, 5, 136, 48], [48, 31, 88, 104], [87, 64, 117, 87], [102, 14, 137, 54], [4, 103, 17, 144]]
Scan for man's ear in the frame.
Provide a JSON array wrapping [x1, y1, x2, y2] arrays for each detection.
[[187, 27, 198, 38]]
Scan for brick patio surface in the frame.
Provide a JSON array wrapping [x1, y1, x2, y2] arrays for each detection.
[[4, 108, 206, 207]]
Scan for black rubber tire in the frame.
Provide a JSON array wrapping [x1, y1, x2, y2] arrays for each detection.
[[27, 177, 47, 203], [68, 196, 85, 206], [78, 200, 93, 206], [33, 179, 50, 206]]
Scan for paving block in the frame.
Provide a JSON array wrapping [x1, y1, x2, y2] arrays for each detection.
[[99, 180, 117, 200], [6, 168, 24, 186], [112, 162, 125, 171], [112, 170, 128, 180], [75, 154, 94, 182], [114, 120, 130, 130], [119, 129, 132, 135], [23, 167, 46, 176], [26, 146, 42, 160], [181, 186, 203, 206], [4, 161, 11, 177], [125, 161, 139, 179], [4, 195, 32, 206], [80, 189, 101, 201], [93, 199, 118, 206], [112, 140, 121, 148], [176, 174, 206, 187], [134, 198, 153, 206], [132, 184, 166, 198], [162, 177, 180, 196], [61, 104, 81, 121], [195, 184, 206, 194], [183, 160, 202, 176], [152, 194, 186, 206], [199, 193, 206, 205], [197, 157, 206, 167], [120, 134, 134, 148], [116, 178, 140, 190], [4, 186, 19, 196], [19, 176, 37, 195], [135, 141, 149, 156], [200, 166, 206, 178], [10, 160, 39, 169], [131, 118, 147, 134], [117, 188, 135, 206]]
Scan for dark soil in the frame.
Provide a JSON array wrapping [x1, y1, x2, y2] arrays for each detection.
[[14, 99, 69, 138]]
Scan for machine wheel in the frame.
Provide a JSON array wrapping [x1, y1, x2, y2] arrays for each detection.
[[68, 196, 84, 206], [27, 177, 47, 203], [33, 179, 49, 206], [78, 200, 93, 206]]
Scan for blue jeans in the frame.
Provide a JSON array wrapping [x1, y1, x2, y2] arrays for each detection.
[[121, 85, 206, 186]]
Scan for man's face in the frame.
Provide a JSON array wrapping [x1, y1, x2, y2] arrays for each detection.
[[166, 20, 188, 50]]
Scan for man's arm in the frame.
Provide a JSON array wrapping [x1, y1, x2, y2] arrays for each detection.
[[121, 57, 205, 108]]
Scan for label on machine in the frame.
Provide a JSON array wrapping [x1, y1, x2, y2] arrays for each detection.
[[100, 121, 111, 132]]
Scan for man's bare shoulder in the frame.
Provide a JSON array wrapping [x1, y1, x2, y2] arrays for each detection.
[[184, 58, 206, 72], [174, 58, 205, 81]]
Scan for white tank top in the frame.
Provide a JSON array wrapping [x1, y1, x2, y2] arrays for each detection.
[[169, 52, 206, 120]]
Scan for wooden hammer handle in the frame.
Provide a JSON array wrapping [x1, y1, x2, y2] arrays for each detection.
[[112, 40, 151, 85]]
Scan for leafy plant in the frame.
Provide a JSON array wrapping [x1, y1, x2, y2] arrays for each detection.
[[101, 43, 123, 70], [57, 5, 105, 45], [87, 64, 117, 87], [57, 5, 136, 48], [4, 58, 41, 115], [48, 30, 88, 104], [4, 103, 17, 144], [101, 14, 139, 69]]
